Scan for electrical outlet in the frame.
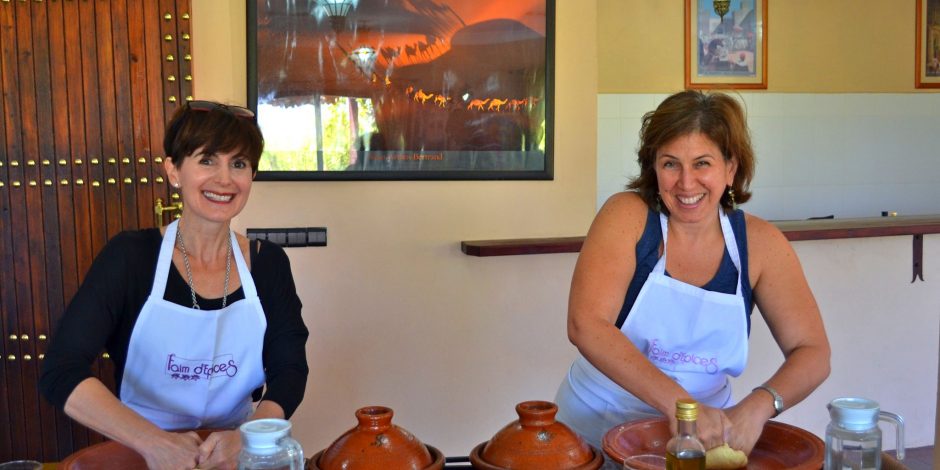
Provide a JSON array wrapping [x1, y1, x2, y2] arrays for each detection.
[[247, 227, 327, 248]]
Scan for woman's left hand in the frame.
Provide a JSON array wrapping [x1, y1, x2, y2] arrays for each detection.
[[197, 430, 241, 470], [723, 396, 773, 455], [694, 404, 732, 451]]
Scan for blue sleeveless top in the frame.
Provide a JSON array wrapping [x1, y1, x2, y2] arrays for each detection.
[[614, 208, 755, 333]]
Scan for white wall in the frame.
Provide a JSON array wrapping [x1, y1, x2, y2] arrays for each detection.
[[737, 235, 940, 449], [599, 93, 940, 449], [192, 0, 598, 457], [598, 93, 940, 220]]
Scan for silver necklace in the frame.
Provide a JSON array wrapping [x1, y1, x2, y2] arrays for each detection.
[[176, 223, 232, 309]]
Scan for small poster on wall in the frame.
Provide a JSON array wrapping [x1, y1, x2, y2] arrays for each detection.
[[685, 0, 767, 89]]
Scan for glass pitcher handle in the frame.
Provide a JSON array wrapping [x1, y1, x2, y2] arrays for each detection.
[[878, 411, 905, 460], [283, 436, 305, 469]]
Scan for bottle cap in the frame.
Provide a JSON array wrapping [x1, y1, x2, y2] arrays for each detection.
[[676, 398, 698, 421], [240, 418, 292, 454]]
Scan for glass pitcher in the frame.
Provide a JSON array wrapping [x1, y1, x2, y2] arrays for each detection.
[[238, 418, 305, 470], [824, 397, 904, 470]]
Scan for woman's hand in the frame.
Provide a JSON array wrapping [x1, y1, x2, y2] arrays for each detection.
[[720, 388, 780, 455], [138, 430, 203, 470], [693, 404, 731, 451], [723, 402, 769, 455], [196, 430, 242, 470]]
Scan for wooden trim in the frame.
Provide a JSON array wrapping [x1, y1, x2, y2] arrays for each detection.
[[461, 215, 940, 257]]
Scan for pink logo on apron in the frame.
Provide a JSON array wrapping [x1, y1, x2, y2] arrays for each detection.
[[165, 353, 240, 381], [647, 339, 720, 374]]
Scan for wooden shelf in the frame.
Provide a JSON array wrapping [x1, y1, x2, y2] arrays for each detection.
[[460, 236, 586, 257], [772, 214, 940, 241], [461, 214, 940, 257]]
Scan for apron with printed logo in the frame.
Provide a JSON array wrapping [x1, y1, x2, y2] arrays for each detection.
[[119, 219, 266, 430], [556, 207, 748, 448]]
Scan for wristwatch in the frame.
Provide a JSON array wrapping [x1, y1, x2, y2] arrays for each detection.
[[753, 384, 784, 417]]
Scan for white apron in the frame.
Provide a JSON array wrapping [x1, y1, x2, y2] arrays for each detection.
[[119, 220, 267, 430], [556, 208, 748, 449]]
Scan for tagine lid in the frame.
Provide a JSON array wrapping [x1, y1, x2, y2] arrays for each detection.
[[470, 400, 603, 470], [314, 406, 443, 470]]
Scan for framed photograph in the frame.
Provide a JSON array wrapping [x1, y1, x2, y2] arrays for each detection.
[[685, 0, 767, 89], [247, 0, 554, 181], [916, 0, 940, 88]]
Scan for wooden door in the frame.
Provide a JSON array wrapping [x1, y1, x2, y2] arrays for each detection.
[[0, 0, 193, 462]]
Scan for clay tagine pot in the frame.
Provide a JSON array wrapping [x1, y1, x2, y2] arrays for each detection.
[[309, 405, 444, 470], [470, 400, 604, 470]]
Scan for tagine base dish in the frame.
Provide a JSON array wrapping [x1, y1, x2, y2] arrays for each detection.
[[602, 418, 824, 470], [60, 430, 216, 469], [469, 441, 605, 470], [307, 444, 445, 470]]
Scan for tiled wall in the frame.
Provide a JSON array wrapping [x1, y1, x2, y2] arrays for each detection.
[[598, 94, 940, 220]]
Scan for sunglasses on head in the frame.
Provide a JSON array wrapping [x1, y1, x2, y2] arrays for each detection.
[[186, 100, 255, 120]]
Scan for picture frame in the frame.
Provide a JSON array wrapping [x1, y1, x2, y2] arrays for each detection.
[[916, 0, 940, 88], [247, 0, 554, 181], [684, 0, 767, 90]]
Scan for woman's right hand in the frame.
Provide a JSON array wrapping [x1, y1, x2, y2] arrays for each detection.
[[139, 430, 204, 470], [62, 379, 206, 469]]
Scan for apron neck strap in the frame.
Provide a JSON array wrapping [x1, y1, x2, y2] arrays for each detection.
[[154, 220, 258, 300], [655, 208, 744, 294], [230, 230, 257, 298], [153, 219, 180, 297]]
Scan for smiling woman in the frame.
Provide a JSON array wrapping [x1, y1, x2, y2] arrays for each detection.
[[552, 90, 830, 465], [653, 133, 737, 225], [163, 102, 262, 228], [629, 91, 754, 217], [40, 100, 310, 470]]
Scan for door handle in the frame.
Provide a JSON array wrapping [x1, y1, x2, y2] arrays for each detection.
[[154, 198, 183, 226]]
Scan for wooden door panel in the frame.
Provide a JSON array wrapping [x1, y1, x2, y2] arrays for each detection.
[[60, 1, 99, 454], [3, 0, 32, 461], [45, 7, 73, 456], [127, 0, 152, 229], [31, 2, 66, 460], [110, 0, 142, 233], [0, 0, 192, 462], [95, 0, 124, 242], [0, 0, 17, 460], [144, 0, 166, 214], [0, 2, 16, 455]]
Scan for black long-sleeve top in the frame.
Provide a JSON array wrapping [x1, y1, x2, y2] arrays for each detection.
[[39, 229, 309, 419]]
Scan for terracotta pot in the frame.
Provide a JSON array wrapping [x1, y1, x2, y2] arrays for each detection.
[[470, 400, 603, 470], [311, 406, 444, 470]]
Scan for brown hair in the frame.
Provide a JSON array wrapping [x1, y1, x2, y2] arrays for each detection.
[[162, 101, 264, 172], [627, 90, 754, 213]]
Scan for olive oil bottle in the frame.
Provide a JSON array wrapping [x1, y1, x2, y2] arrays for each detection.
[[666, 399, 706, 470]]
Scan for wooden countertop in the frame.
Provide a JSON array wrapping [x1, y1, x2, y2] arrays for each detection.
[[461, 214, 940, 257]]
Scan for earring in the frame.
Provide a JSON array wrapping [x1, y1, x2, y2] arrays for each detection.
[[173, 182, 180, 189], [727, 187, 737, 210]]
